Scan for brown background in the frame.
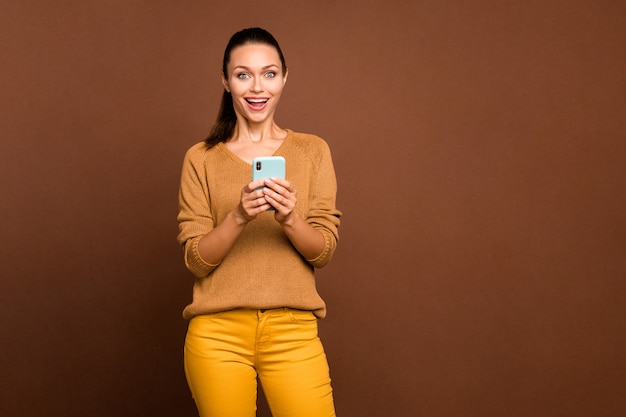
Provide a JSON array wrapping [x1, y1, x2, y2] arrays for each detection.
[[1, 1, 625, 416]]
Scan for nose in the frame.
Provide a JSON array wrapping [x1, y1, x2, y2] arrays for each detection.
[[250, 76, 263, 93]]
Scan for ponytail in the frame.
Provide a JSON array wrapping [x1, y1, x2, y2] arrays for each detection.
[[205, 90, 237, 148]]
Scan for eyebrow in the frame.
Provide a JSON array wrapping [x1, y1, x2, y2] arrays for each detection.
[[233, 64, 280, 71]]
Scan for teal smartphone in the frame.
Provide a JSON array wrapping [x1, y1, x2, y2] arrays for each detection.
[[252, 156, 285, 210]]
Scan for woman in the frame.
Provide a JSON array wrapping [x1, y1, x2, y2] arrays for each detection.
[[177, 27, 341, 417]]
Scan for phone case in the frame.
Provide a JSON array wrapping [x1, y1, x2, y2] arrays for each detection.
[[252, 156, 285, 182], [252, 156, 285, 211]]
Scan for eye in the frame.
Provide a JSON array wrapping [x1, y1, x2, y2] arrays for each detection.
[[237, 72, 251, 79], [264, 71, 276, 78]]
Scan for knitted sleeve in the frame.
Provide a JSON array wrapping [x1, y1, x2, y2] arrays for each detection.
[[305, 139, 341, 268], [176, 143, 219, 277]]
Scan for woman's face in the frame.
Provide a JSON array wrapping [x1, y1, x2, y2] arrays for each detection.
[[223, 43, 288, 126]]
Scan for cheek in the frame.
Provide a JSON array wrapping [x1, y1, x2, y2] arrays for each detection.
[[228, 81, 247, 95], [269, 83, 285, 96]]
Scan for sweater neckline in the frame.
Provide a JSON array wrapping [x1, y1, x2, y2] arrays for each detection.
[[217, 129, 293, 167]]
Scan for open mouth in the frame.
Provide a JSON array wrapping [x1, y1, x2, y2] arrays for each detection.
[[245, 98, 269, 109]]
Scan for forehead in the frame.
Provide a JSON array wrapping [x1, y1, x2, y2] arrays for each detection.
[[228, 43, 281, 68]]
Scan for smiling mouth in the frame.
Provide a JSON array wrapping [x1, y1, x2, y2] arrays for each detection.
[[245, 98, 269, 108]]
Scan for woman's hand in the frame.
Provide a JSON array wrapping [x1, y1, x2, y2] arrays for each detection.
[[261, 177, 297, 223], [261, 177, 326, 260], [236, 179, 274, 222]]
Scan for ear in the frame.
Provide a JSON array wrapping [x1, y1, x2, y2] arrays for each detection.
[[221, 71, 230, 93], [282, 68, 289, 86]]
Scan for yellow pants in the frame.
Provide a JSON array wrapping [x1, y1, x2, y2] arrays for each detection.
[[184, 308, 336, 417]]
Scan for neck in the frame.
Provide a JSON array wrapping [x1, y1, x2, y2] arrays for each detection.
[[232, 119, 284, 143]]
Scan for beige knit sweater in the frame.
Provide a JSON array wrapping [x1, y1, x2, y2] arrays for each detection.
[[177, 130, 341, 319]]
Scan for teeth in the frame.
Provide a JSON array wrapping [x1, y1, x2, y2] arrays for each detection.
[[246, 99, 268, 104]]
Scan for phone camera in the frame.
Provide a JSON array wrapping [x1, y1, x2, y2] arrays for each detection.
[[256, 161, 262, 170]]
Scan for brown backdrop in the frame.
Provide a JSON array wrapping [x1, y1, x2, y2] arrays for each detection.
[[2, 1, 625, 416]]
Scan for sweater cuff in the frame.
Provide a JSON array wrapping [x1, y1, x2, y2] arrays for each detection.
[[306, 230, 335, 268], [185, 235, 219, 277]]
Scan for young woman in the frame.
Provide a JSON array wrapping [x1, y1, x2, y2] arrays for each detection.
[[177, 27, 341, 417]]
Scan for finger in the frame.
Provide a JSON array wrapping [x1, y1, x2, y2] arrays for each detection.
[[241, 199, 271, 219], [246, 179, 267, 193], [256, 196, 271, 208], [263, 194, 283, 213], [264, 188, 295, 210], [241, 191, 268, 209], [242, 188, 266, 205], [265, 177, 294, 193], [268, 176, 290, 186]]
